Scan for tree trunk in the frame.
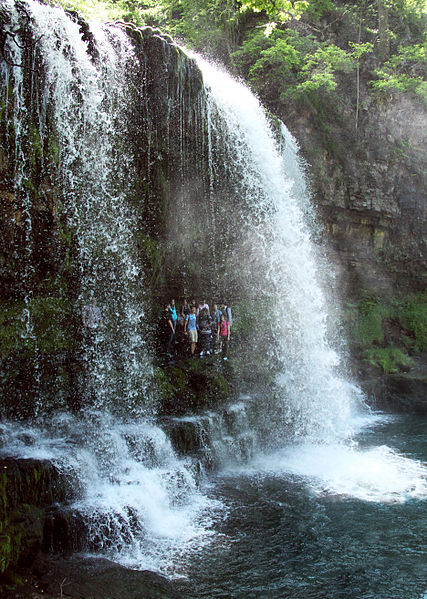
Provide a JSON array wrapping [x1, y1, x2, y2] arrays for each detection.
[[378, 0, 390, 61]]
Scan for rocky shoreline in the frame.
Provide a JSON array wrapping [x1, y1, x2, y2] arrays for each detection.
[[2, 555, 185, 599], [0, 454, 190, 598]]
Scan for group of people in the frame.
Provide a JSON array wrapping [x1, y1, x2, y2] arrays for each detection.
[[82, 296, 233, 362], [163, 298, 232, 360]]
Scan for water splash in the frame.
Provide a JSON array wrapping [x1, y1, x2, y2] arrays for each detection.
[[229, 439, 427, 504], [192, 55, 365, 442], [0, 414, 224, 575]]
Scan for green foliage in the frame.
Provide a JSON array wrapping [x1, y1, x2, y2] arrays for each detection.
[[160, 0, 243, 50], [47, 0, 119, 21], [346, 291, 427, 373], [363, 345, 413, 374], [397, 293, 427, 352], [372, 42, 427, 104], [348, 293, 390, 347], [47, 0, 167, 26], [305, 0, 333, 20], [232, 29, 308, 99], [296, 43, 353, 92], [232, 25, 374, 103], [239, 0, 309, 22]]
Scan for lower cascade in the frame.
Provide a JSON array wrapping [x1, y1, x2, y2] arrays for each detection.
[[0, 0, 426, 594]]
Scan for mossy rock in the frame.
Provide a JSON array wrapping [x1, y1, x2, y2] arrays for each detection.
[[0, 458, 78, 578], [158, 357, 236, 416], [345, 291, 427, 374]]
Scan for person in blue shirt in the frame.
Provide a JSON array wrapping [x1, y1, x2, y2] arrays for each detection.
[[170, 299, 178, 330], [163, 303, 175, 357], [184, 305, 198, 356]]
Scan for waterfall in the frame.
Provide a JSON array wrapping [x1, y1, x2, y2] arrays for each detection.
[[28, 3, 152, 414], [1, 0, 43, 412], [0, 0, 382, 579], [194, 56, 365, 443], [1, 0, 220, 575]]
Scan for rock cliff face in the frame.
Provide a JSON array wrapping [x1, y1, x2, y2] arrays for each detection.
[[281, 79, 426, 299], [279, 84, 426, 392], [0, 458, 72, 576], [0, 457, 182, 598]]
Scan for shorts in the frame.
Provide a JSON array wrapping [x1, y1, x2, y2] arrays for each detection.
[[188, 329, 198, 343]]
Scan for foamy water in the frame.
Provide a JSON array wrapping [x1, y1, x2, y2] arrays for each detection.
[[222, 414, 427, 504], [0, 415, 224, 576]]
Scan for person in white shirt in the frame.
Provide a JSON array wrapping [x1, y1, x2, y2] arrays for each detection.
[[197, 299, 209, 314]]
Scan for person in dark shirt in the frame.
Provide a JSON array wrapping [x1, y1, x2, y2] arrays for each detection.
[[198, 308, 213, 357], [163, 303, 175, 356], [211, 303, 221, 353]]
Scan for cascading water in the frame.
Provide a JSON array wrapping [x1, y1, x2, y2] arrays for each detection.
[[1, 0, 222, 574], [28, 3, 151, 413], [0, 1, 425, 589], [195, 55, 364, 442], [192, 56, 426, 505], [1, 0, 44, 411]]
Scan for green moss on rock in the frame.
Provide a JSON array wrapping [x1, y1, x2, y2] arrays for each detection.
[[0, 458, 77, 581], [345, 291, 427, 374], [158, 357, 236, 415]]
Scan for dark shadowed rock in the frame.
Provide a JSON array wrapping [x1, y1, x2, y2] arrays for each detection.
[[0, 458, 78, 578], [361, 354, 427, 415], [2, 554, 186, 599]]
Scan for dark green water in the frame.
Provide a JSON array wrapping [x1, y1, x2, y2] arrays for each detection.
[[178, 415, 427, 599]]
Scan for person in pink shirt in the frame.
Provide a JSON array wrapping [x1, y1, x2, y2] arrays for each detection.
[[218, 313, 230, 360]]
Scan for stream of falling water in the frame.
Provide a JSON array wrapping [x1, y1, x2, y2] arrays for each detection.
[[194, 54, 365, 442], [0, 2, 426, 587], [29, 3, 151, 413]]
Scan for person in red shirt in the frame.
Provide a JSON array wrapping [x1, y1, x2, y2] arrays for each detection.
[[218, 313, 230, 360]]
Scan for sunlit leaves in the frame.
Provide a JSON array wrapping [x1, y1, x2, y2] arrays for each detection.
[[233, 29, 375, 99], [239, 0, 309, 21], [371, 42, 427, 103], [348, 41, 374, 60]]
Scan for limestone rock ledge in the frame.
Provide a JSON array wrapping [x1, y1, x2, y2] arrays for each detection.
[[361, 354, 427, 415]]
